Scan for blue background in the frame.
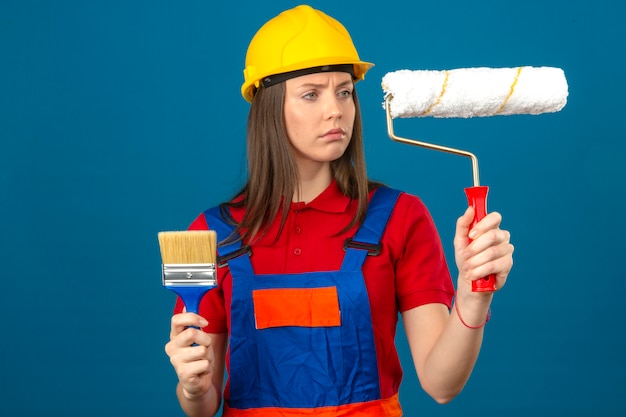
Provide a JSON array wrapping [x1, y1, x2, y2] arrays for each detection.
[[1, 0, 625, 416]]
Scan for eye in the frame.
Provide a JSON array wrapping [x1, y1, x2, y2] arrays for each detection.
[[302, 91, 318, 100], [338, 89, 353, 98]]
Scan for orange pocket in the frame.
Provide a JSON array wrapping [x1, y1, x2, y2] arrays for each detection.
[[252, 287, 341, 329]]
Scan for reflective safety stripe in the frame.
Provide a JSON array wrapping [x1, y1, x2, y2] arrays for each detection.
[[253, 287, 341, 329], [223, 393, 403, 417]]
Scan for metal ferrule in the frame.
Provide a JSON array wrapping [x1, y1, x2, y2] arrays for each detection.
[[162, 263, 217, 286]]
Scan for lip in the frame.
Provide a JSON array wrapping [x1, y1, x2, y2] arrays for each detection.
[[322, 128, 346, 140]]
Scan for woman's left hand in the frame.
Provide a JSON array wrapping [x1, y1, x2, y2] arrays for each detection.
[[454, 206, 514, 294]]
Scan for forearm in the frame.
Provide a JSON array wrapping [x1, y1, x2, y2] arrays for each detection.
[[426, 293, 492, 402], [408, 294, 493, 404], [176, 382, 222, 417]]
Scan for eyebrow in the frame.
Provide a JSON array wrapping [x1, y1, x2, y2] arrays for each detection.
[[294, 79, 354, 90]]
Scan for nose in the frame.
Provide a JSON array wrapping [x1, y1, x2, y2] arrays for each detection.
[[325, 96, 343, 119]]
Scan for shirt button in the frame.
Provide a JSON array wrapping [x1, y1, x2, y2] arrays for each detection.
[[295, 226, 302, 234], [293, 248, 302, 256]]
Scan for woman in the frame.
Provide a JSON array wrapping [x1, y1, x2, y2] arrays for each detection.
[[165, 5, 514, 417]]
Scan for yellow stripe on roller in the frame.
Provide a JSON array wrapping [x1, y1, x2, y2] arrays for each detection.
[[421, 71, 449, 116], [495, 66, 523, 115]]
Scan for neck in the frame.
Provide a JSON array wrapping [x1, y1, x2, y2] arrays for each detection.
[[293, 162, 332, 203]]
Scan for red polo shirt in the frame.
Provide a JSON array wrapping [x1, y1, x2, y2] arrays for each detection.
[[176, 181, 454, 399]]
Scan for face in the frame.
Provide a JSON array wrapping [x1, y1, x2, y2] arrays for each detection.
[[283, 71, 355, 172]]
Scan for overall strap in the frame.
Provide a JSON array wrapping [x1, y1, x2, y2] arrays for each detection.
[[203, 206, 253, 275], [341, 187, 402, 271]]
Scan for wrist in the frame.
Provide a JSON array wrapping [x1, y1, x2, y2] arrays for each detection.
[[178, 383, 220, 417], [453, 291, 492, 329], [180, 384, 209, 402]]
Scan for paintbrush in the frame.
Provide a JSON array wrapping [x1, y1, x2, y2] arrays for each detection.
[[158, 230, 217, 317]]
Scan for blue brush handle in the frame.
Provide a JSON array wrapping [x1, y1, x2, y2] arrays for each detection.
[[166, 285, 214, 314], [166, 285, 215, 331]]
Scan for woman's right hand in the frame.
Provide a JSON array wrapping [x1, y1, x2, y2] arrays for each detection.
[[165, 312, 215, 399]]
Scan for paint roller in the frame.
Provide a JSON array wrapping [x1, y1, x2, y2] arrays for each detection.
[[382, 66, 568, 292]]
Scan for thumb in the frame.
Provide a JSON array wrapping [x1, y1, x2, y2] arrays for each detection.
[[454, 206, 474, 253]]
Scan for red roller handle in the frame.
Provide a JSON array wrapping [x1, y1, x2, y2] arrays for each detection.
[[464, 186, 497, 292]]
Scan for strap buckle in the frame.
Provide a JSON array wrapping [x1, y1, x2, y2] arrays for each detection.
[[343, 238, 381, 256]]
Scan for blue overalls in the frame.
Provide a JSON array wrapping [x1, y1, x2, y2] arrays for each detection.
[[203, 187, 402, 416]]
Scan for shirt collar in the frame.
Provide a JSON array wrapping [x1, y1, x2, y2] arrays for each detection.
[[291, 180, 352, 214]]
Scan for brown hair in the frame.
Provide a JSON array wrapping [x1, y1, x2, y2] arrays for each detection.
[[222, 82, 380, 245]]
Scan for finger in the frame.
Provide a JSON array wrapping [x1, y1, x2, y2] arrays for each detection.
[[166, 342, 212, 379], [469, 211, 503, 240], [454, 206, 475, 250], [172, 312, 209, 329], [169, 326, 197, 348], [466, 228, 511, 256], [171, 352, 212, 394], [168, 342, 209, 363], [466, 249, 513, 279], [468, 239, 513, 266], [169, 326, 212, 354], [167, 342, 213, 387], [193, 329, 213, 347], [177, 359, 211, 382], [464, 243, 514, 281], [170, 313, 209, 338]]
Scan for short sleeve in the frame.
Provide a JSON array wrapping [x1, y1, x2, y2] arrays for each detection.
[[390, 193, 454, 312]]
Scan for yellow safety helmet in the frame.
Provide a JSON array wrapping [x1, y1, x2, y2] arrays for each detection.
[[241, 5, 374, 102]]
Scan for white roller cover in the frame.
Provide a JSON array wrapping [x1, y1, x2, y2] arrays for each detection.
[[382, 66, 568, 119]]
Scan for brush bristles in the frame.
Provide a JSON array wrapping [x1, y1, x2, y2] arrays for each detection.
[[158, 230, 217, 264]]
